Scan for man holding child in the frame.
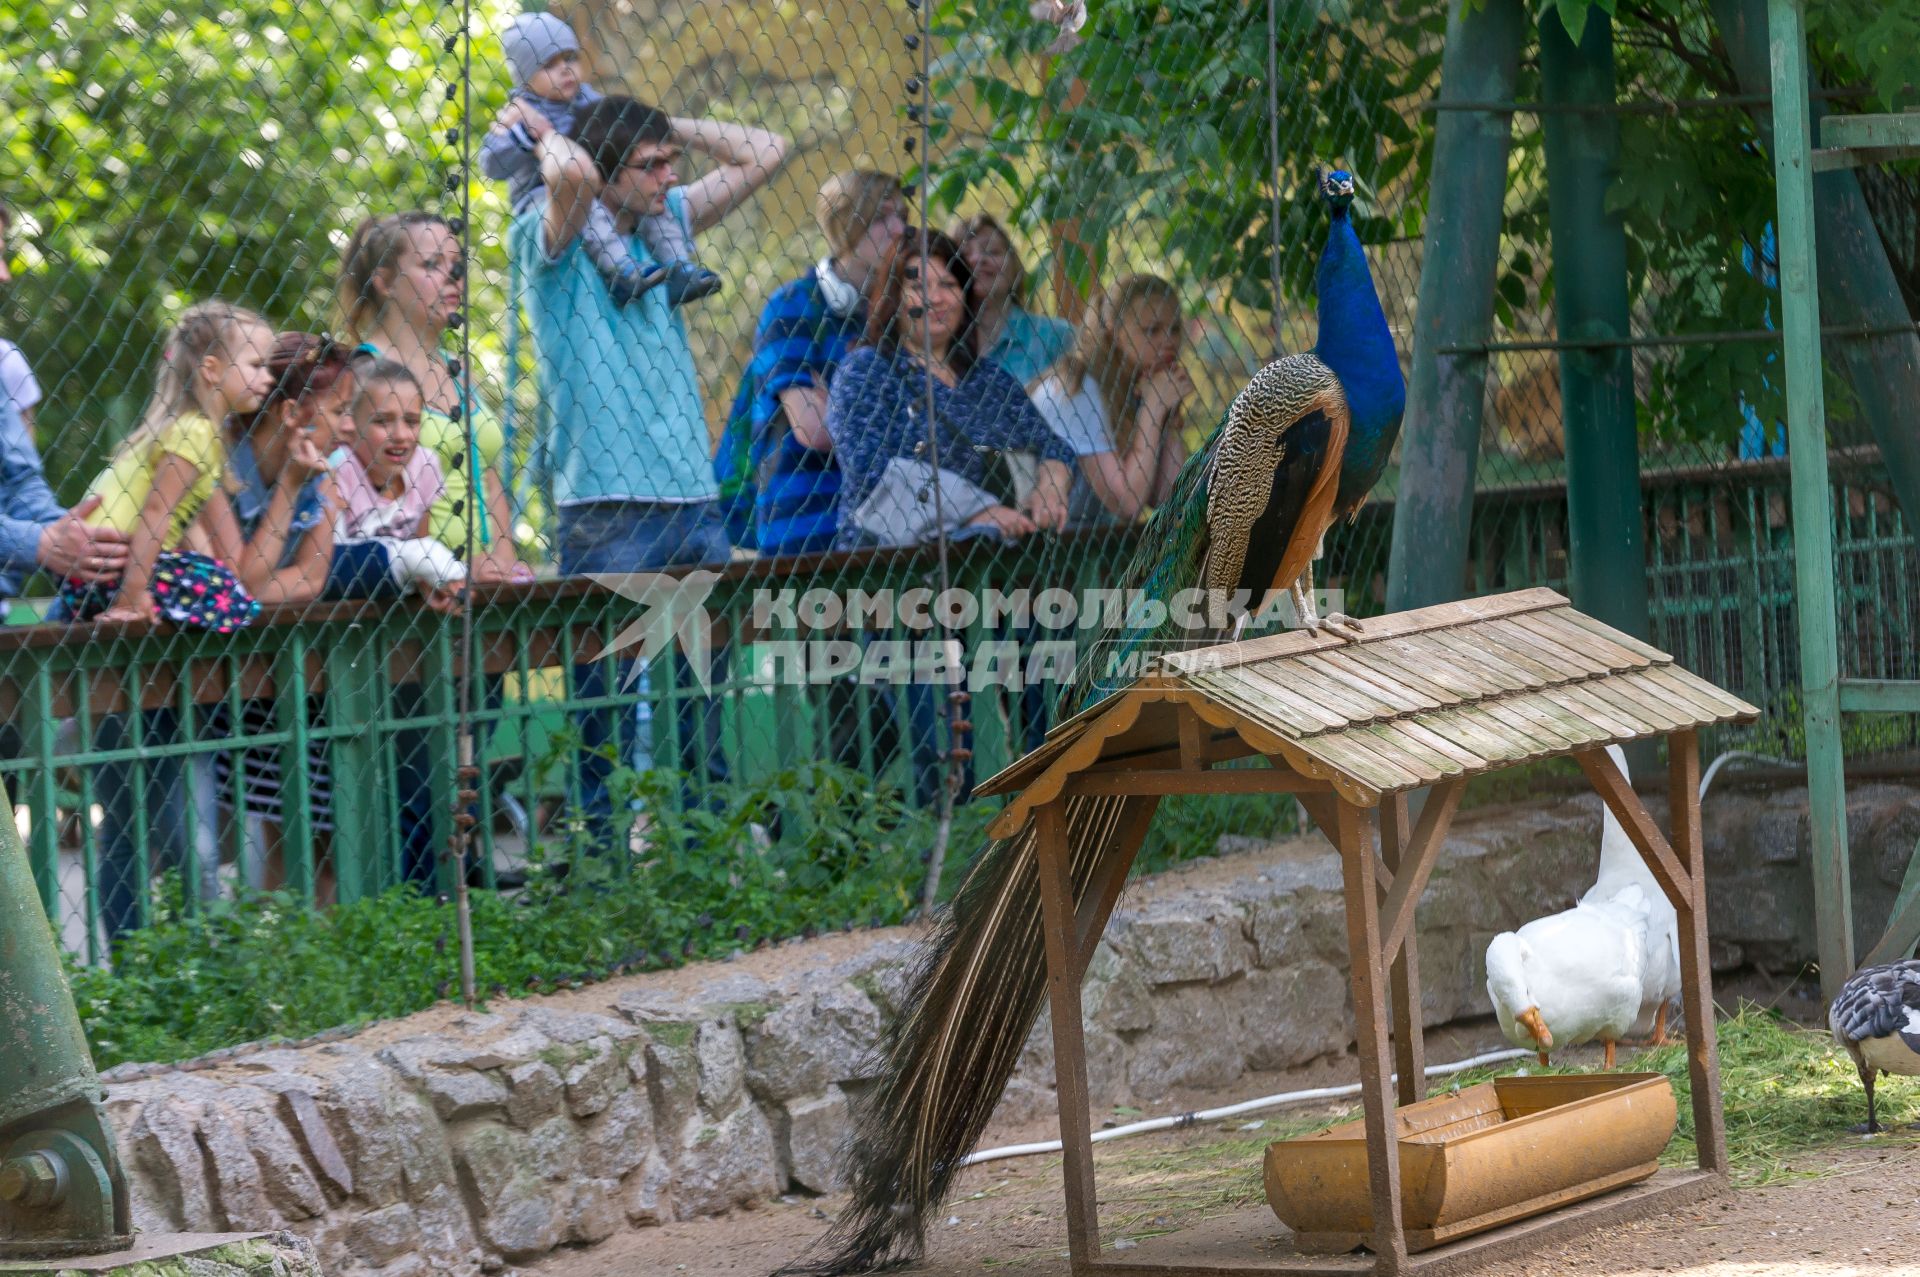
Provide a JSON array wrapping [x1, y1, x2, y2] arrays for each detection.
[[507, 91, 788, 845]]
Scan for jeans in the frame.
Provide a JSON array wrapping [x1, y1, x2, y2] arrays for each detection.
[[557, 500, 732, 854], [95, 709, 199, 944]]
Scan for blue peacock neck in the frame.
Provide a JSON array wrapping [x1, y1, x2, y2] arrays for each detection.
[[1313, 207, 1406, 510]]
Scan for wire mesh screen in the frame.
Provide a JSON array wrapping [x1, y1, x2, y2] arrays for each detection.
[[0, 0, 1911, 1017]]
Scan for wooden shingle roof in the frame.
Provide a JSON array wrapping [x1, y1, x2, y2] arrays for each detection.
[[978, 588, 1758, 823]]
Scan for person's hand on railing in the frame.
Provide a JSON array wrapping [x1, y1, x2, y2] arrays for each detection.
[[38, 496, 129, 583], [97, 589, 153, 625], [1022, 459, 1073, 533], [966, 505, 1037, 540], [418, 581, 464, 614]]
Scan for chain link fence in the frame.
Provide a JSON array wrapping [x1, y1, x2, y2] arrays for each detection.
[[0, 0, 1912, 1023]]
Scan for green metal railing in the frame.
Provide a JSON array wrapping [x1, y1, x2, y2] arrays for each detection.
[[12, 451, 1913, 960]]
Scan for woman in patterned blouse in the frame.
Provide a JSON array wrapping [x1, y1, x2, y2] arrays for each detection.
[[825, 230, 1075, 550]]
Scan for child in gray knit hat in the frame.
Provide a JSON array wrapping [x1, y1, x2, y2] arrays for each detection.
[[482, 12, 721, 307]]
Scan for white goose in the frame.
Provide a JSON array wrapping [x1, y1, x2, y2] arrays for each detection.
[[1579, 745, 1681, 1044], [1485, 890, 1653, 1068], [1485, 745, 1675, 1068]]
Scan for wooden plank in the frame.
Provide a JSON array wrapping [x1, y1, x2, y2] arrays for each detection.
[[1334, 642, 1476, 711], [1537, 684, 1646, 740], [1298, 650, 1443, 716], [1382, 793, 1426, 1110], [1405, 704, 1522, 767], [1035, 801, 1101, 1266], [1481, 691, 1588, 751], [1381, 633, 1518, 699], [1257, 657, 1405, 726], [1314, 648, 1451, 714], [1436, 622, 1572, 688], [1637, 664, 1759, 722], [1470, 696, 1581, 755], [1511, 609, 1652, 672], [1178, 707, 1205, 770], [1170, 587, 1571, 674], [1424, 630, 1541, 694], [1082, 731, 1258, 774], [1668, 730, 1727, 1175], [1564, 679, 1667, 737], [1195, 666, 1346, 734], [1346, 723, 1455, 786], [1381, 779, 1466, 968], [1552, 606, 1672, 663], [1061, 768, 1331, 798], [1574, 748, 1690, 913], [1293, 731, 1426, 794], [1377, 717, 1485, 772], [1333, 797, 1410, 1270], [1482, 617, 1618, 679]]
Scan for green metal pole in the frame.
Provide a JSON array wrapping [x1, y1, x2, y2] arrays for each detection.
[[1385, 0, 1526, 614], [0, 777, 133, 1258], [1712, 0, 1920, 545], [1538, 9, 1654, 652], [1763, 0, 1853, 998]]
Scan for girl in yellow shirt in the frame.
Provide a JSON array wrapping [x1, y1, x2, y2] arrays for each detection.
[[62, 300, 275, 628]]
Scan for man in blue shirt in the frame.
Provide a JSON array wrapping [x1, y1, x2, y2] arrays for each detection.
[[510, 96, 787, 846], [0, 402, 128, 611], [716, 170, 907, 554], [0, 205, 128, 611]]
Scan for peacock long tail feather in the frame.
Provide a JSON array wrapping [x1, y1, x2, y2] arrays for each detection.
[[777, 791, 1135, 1274], [783, 178, 1386, 1277]]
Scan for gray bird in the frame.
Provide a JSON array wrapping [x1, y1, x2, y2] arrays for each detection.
[[1828, 958, 1920, 1133]]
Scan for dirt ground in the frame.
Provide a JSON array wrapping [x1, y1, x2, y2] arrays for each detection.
[[525, 1010, 1920, 1277]]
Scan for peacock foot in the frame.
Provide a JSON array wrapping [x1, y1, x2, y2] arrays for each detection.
[[1319, 612, 1366, 642], [1851, 1119, 1885, 1135]]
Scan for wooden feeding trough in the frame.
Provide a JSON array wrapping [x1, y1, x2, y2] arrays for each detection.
[[1265, 1073, 1678, 1252], [973, 588, 1756, 1276]]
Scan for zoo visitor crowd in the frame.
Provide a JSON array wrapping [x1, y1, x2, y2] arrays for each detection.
[[0, 14, 1206, 946]]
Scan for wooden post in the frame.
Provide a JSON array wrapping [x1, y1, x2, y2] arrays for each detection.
[[1334, 798, 1408, 1272], [1668, 730, 1728, 1175], [1381, 794, 1426, 1107], [1035, 800, 1101, 1266]]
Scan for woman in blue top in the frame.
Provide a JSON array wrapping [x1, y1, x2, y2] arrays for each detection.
[[949, 212, 1074, 387], [827, 230, 1075, 551]]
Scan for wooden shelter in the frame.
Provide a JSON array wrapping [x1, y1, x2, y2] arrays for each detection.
[[973, 587, 1758, 1276]]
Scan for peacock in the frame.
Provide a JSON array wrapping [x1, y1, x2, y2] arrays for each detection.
[[780, 170, 1405, 1276]]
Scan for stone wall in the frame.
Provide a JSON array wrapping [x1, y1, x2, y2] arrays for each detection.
[[96, 783, 1919, 1274]]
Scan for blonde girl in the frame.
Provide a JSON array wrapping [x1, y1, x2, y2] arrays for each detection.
[[1030, 275, 1193, 524], [64, 300, 273, 629]]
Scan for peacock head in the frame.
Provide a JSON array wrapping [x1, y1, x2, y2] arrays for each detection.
[[1320, 169, 1356, 215]]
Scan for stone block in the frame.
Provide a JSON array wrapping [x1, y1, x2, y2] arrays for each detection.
[[503, 1059, 566, 1129], [695, 1018, 748, 1115], [1116, 904, 1255, 985], [743, 984, 882, 1102], [582, 1085, 654, 1181], [624, 1151, 675, 1225], [1125, 984, 1246, 1095], [669, 1104, 782, 1218], [346, 1201, 419, 1266], [562, 1035, 626, 1117], [526, 1113, 586, 1181], [783, 1088, 849, 1193], [454, 1121, 563, 1261], [126, 1093, 215, 1230], [564, 1176, 626, 1245]]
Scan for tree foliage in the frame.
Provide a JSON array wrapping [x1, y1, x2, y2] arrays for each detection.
[[0, 0, 520, 498], [930, 0, 1920, 450]]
